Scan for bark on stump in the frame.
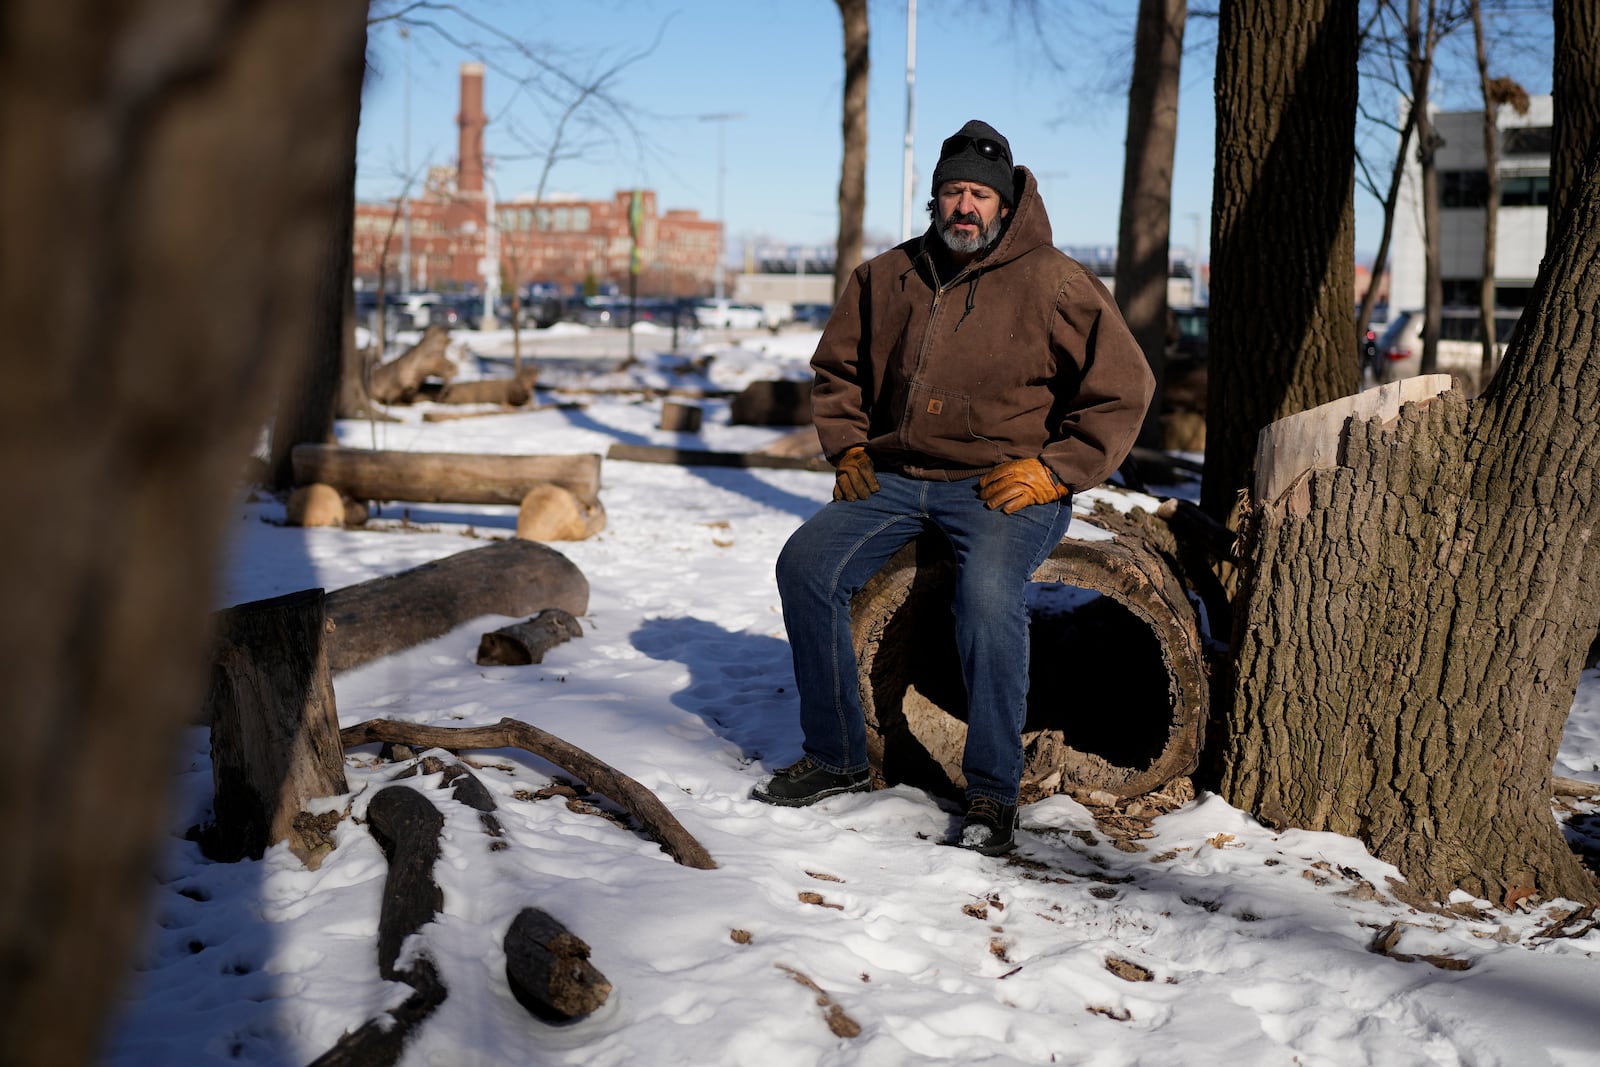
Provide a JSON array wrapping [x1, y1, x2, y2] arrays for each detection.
[[850, 519, 1208, 804], [324, 539, 589, 673], [203, 588, 349, 865]]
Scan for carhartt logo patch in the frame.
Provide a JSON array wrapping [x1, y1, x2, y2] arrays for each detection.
[[927, 399, 944, 415]]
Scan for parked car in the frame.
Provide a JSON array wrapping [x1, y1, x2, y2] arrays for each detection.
[[791, 302, 834, 328], [1169, 305, 1208, 364], [1375, 308, 1520, 388], [692, 299, 765, 330]]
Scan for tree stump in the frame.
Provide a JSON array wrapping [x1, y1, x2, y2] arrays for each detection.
[[850, 518, 1209, 804], [203, 588, 349, 865]]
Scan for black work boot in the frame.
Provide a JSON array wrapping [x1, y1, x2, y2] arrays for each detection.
[[752, 756, 870, 807], [956, 795, 1017, 855]]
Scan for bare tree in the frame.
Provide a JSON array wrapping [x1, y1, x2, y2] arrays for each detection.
[[1206, 0, 1600, 907], [0, 4, 369, 1065], [834, 0, 869, 301], [1114, 0, 1187, 451], [1471, 5, 1531, 383]]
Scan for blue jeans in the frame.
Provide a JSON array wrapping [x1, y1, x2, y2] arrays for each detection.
[[775, 471, 1073, 804]]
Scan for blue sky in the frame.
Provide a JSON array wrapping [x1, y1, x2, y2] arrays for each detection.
[[355, 1, 1552, 267]]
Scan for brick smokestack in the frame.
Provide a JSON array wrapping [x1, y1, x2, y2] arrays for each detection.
[[457, 61, 486, 194]]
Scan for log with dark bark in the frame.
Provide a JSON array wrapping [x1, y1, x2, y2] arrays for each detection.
[[729, 379, 813, 426], [201, 588, 349, 866], [324, 539, 589, 673], [477, 609, 584, 666], [306, 786, 448, 1067], [850, 515, 1209, 804], [365, 785, 445, 977], [292, 443, 603, 506], [369, 324, 456, 404], [606, 442, 831, 472], [504, 907, 612, 1022], [339, 717, 717, 869]]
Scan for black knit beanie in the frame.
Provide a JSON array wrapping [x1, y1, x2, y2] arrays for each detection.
[[930, 120, 1015, 207]]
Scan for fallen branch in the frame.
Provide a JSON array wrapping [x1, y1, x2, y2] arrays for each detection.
[[339, 717, 717, 870]]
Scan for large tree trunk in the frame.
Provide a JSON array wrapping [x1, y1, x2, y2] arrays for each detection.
[[1201, 0, 1359, 523], [0, 3, 369, 1063], [1218, 134, 1600, 907], [1114, 0, 1186, 451], [1549, 0, 1600, 246], [832, 0, 868, 302], [269, 148, 361, 490]]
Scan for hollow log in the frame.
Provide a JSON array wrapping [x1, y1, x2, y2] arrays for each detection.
[[850, 516, 1209, 804], [292, 443, 603, 506], [324, 539, 589, 673], [339, 717, 717, 869], [369, 324, 456, 404], [202, 588, 349, 866], [504, 907, 612, 1022], [477, 609, 584, 666]]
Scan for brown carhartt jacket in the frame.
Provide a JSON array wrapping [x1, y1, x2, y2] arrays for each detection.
[[810, 166, 1154, 493]]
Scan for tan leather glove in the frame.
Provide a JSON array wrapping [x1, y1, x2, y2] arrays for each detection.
[[977, 458, 1067, 514], [833, 445, 881, 501]]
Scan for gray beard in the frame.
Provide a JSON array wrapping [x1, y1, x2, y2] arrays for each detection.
[[938, 213, 1004, 255]]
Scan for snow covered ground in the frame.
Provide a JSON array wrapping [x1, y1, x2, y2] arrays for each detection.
[[106, 324, 1600, 1066]]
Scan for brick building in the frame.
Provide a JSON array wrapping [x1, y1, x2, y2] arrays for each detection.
[[353, 63, 723, 299]]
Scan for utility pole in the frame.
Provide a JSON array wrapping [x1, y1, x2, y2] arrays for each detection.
[[698, 112, 745, 300], [399, 24, 412, 295]]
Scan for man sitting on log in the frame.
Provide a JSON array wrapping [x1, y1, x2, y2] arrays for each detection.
[[752, 120, 1153, 855]]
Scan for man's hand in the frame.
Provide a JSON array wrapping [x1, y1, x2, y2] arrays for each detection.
[[833, 445, 880, 501], [978, 458, 1066, 514]]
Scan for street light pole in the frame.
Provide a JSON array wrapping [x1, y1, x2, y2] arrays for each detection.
[[400, 24, 412, 295], [698, 112, 745, 301], [901, 0, 917, 242]]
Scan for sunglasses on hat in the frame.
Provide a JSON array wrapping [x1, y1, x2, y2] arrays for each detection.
[[939, 134, 1009, 163]]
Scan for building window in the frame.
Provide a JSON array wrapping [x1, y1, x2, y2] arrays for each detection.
[[1502, 126, 1552, 157], [1500, 175, 1549, 207], [1441, 170, 1488, 209], [1441, 278, 1481, 308]]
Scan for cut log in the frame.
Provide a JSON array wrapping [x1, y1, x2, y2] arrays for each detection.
[[202, 588, 349, 866], [292, 443, 602, 506], [286, 483, 369, 527], [324, 539, 589, 673], [729, 379, 812, 426], [850, 518, 1209, 804], [436, 377, 531, 406], [306, 958, 445, 1067], [659, 399, 703, 432], [504, 907, 612, 1022], [339, 717, 717, 869], [516, 484, 607, 542], [606, 442, 831, 472], [477, 608, 584, 666], [369, 324, 457, 404]]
